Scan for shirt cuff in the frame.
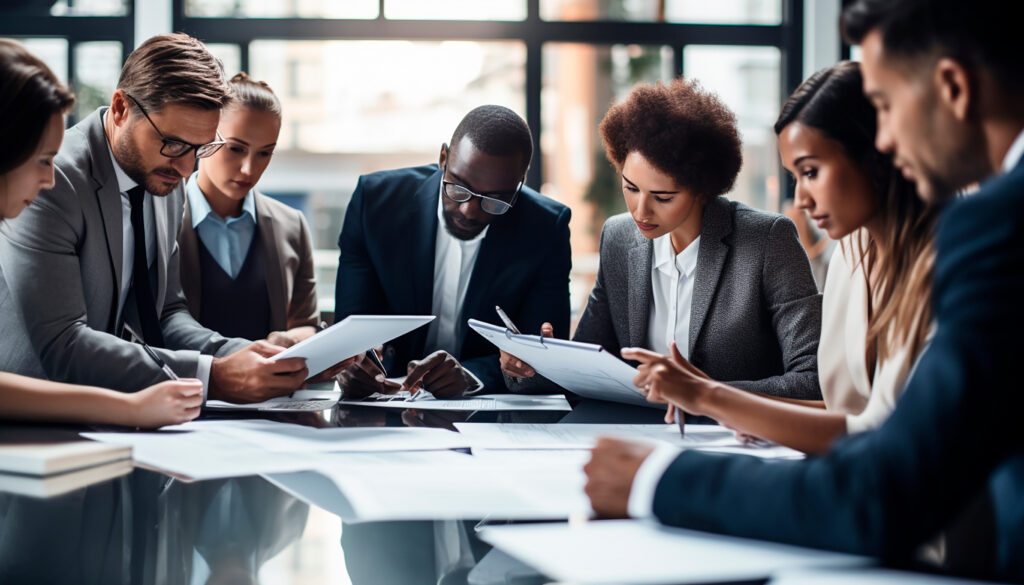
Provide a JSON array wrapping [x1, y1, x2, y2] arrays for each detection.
[[627, 444, 683, 519], [196, 354, 213, 404]]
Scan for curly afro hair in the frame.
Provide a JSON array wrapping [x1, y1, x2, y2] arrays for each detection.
[[599, 77, 742, 199]]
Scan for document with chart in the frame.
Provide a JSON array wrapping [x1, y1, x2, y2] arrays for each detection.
[[468, 319, 654, 407]]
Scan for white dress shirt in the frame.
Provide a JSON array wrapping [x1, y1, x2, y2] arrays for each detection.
[[626, 234, 701, 518], [646, 234, 700, 359], [103, 114, 212, 391], [186, 172, 257, 279], [424, 192, 489, 356]]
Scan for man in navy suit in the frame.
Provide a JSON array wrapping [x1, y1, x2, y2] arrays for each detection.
[[334, 105, 571, 397], [583, 0, 1024, 580]]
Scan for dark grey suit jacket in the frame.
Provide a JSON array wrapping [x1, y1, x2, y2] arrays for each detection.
[[512, 195, 821, 399], [0, 107, 248, 391]]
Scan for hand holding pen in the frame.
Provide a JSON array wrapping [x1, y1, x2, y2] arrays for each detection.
[[496, 306, 554, 379]]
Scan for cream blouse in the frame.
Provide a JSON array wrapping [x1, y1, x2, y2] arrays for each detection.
[[818, 231, 931, 434]]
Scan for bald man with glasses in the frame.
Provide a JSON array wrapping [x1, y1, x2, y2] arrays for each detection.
[[334, 105, 572, 398]]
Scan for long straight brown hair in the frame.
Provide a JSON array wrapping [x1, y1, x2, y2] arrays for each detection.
[[775, 61, 937, 364]]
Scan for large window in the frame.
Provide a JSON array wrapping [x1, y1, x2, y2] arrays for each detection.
[[0, 1, 133, 125]]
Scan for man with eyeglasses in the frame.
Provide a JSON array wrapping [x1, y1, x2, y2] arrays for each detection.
[[334, 105, 571, 398], [0, 33, 335, 404]]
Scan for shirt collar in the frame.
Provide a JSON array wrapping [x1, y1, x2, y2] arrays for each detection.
[[1002, 126, 1024, 174], [652, 233, 701, 278], [186, 171, 256, 228], [436, 182, 489, 244], [102, 109, 139, 196]]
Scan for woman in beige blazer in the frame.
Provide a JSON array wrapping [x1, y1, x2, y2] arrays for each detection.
[[177, 73, 318, 347], [628, 61, 940, 454]]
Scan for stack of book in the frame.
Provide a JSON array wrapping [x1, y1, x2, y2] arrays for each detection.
[[0, 428, 132, 498]]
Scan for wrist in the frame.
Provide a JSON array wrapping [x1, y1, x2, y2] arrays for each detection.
[[112, 391, 140, 427], [692, 380, 723, 418]]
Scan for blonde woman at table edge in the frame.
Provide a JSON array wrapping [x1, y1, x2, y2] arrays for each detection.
[[627, 61, 939, 454], [0, 38, 203, 429]]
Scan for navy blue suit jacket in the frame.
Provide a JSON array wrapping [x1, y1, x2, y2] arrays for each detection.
[[651, 161, 1024, 580], [334, 164, 572, 392]]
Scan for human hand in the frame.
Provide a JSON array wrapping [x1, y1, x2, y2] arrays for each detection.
[[403, 351, 482, 399], [336, 350, 402, 399], [621, 342, 716, 416], [209, 341, 309, 403], [266, 330, 299, 348], [499, 322, 553, 378], [128, 378, 204, 428], [583, 437, 656, 518]]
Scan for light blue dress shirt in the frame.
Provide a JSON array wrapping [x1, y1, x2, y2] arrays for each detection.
[[185, 172, 257, 279]]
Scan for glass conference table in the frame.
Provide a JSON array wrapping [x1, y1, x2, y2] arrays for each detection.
[[0, 402, 579, 585], [0, 398, 1000, 585]]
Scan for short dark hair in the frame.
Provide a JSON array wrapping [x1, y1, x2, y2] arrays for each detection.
[[118, 33, 230, 113], [841, 0, 1023, 93], [227, 71, 281, 117], [599, 77, 742, 199], [449, 105, 533, 171], [0, 38, 75, 175]]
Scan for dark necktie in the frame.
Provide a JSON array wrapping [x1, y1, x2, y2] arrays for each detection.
[[127, 186, 164, 346]]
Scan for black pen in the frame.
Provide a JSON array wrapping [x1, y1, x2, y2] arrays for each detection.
[[141, 343, 180, 381]]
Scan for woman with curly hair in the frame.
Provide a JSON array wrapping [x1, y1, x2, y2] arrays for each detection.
[[623, 61, 938, 454], [0, 38, 203, 428], [503, 77, 822, 421]]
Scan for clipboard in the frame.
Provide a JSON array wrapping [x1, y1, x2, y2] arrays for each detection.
[[468, 319, 658, 408]]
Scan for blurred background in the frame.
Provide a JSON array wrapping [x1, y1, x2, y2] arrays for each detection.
[[0, 0, 848, 321]]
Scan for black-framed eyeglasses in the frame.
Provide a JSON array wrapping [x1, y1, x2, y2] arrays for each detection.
[[123, 93, 225, 159], [441, 164, 522, 216]]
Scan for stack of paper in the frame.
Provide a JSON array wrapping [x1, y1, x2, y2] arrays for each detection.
[[337, 393, 571, 412], [0, 438, 132, 498]]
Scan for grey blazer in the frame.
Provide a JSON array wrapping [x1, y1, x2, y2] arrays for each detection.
[[179, 191, 319, 333], [511, 196, 822, 399], [0, 108, 249, 391]]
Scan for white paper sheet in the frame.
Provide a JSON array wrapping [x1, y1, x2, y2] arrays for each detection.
[[271, 314, 435, 377], [453, 423, 805, 459], [165, 419, 470, 453], [337, 393, 572, 412], [80, 430, 319, 480], [267, 449, 591, 521], [468, 319, 652, 407], [479, 520, 868, 585]]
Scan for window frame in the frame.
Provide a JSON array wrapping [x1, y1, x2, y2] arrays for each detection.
[[173, 0, 804, 190]]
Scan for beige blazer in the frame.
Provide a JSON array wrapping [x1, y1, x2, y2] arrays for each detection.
[[819, 231, 931, 433], [178, 191, 319, 334]]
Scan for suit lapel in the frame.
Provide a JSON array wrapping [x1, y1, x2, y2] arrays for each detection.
[[409, 171, 440, 318], [255, 193, 288, 331], [688, 196, 733, 350], [627, 236, 653, 348], [85, 109, 125, 330]]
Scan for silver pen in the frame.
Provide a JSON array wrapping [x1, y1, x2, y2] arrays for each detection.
[[495, 305, 521, 334]]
